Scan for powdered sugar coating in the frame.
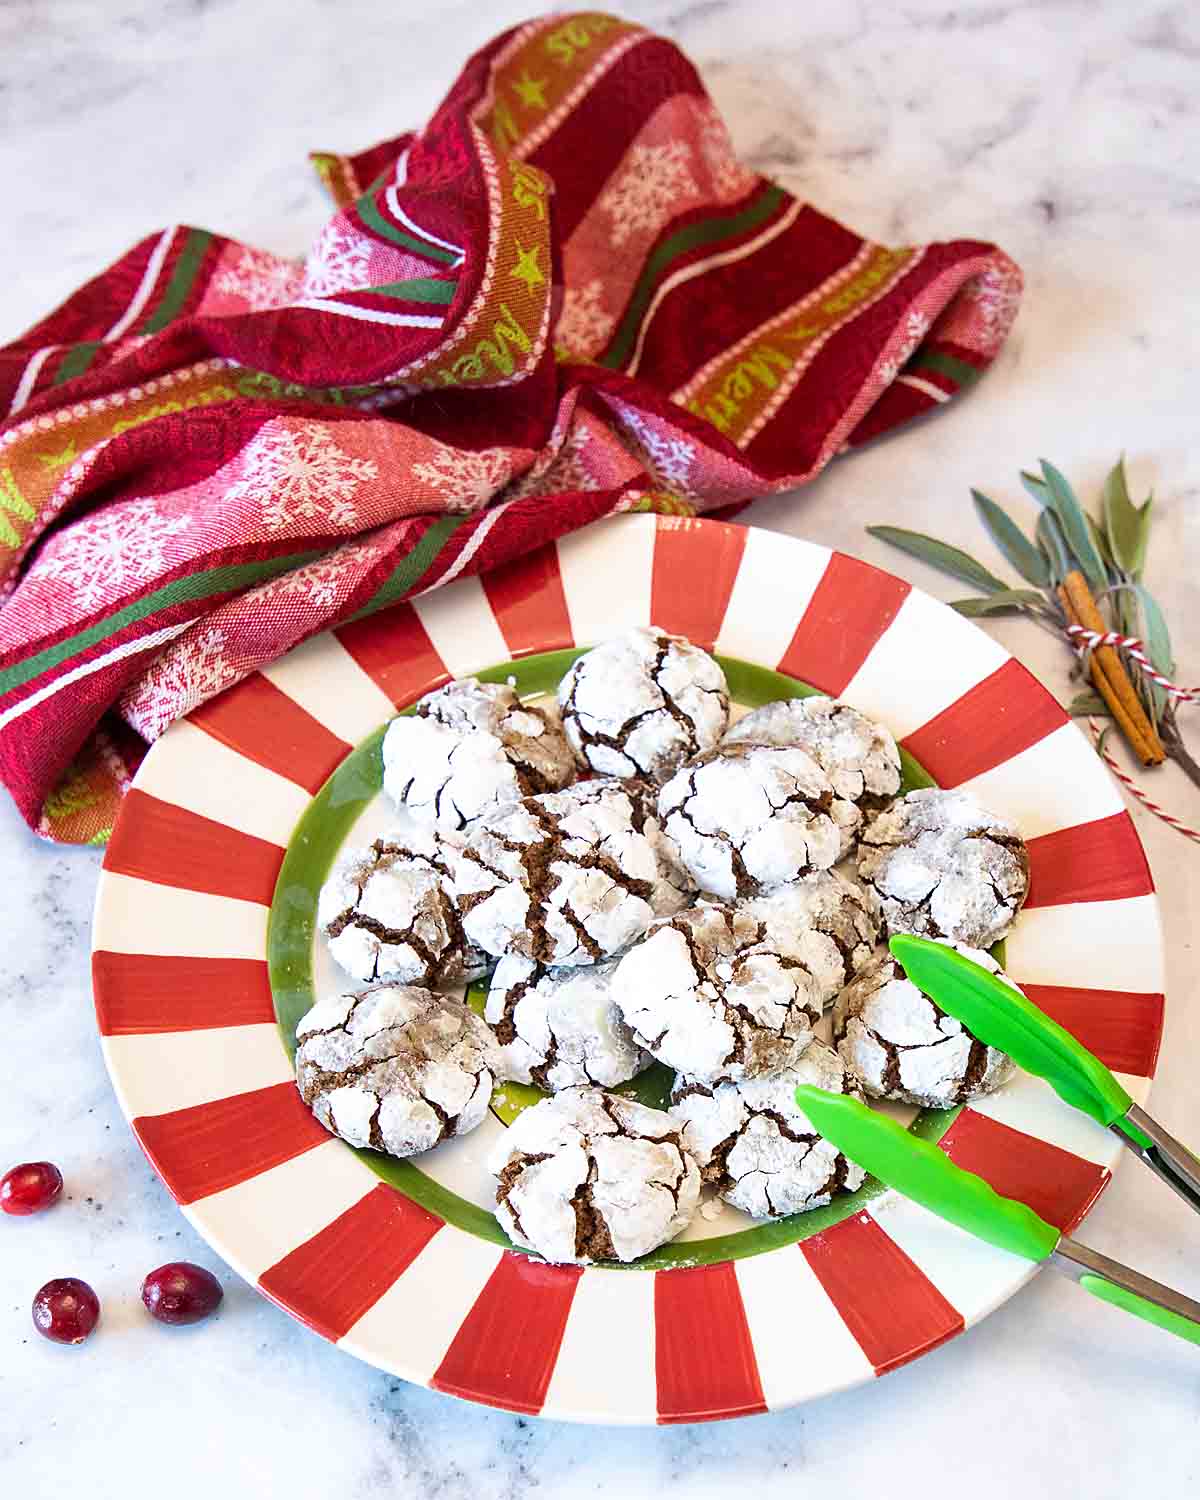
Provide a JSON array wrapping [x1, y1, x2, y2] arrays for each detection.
[[611, 901, 823, 1085], [558, 626, 729, 783], [857, 787, 1030, 947], [450, 779, 691, 967], [741, 870, 881, 1008], [317, 832, 484, 986], [295, 986, 501, 1157], [724, 695, 901, 856], [670, 1042, 867, 1218], [616, 776, 696, 908], [832, 941, 1016, 1107], [657, 743, 843, 900], [489, 1086, 700, 1263], [485, 954, 651, 1091], [382, 678, 575, 833]]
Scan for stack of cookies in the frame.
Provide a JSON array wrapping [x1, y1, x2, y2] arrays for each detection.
[[293, 626, 1032, 1266]]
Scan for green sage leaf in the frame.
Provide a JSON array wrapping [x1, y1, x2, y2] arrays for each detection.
[[1039, 459, 1109, 593], [1102, 458, 1142, 574], [950, 590, 1045, 616], [1133, 581, 1173, 720], [1020, 469, 1051, 508], [1131, 494, 1154, 579], [1129, 584, 1173, 671], [866, 526, 1010, 593], [1114, 582, 1140, 643], [1087, 512, 1114, 569], [971, 489, 1050, 586], [1067, 691, 1111, 718], [1036, 509, 1072, 585]]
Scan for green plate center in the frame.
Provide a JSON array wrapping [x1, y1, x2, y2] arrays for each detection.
[[266, 649, 957, 1269]]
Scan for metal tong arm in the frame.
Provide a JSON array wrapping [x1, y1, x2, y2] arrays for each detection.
[[1053, 1236, 1200, 1345], [1112, 1104, 1200, 1217]]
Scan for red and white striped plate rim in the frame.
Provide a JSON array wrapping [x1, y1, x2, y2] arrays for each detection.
[[91, 515, 1164, 1423]]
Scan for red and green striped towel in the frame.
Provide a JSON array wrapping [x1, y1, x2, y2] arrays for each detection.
[[0, 11, 1021, 843]]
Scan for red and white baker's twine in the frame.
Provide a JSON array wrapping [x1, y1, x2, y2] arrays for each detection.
[[1066, 624, 1200, 704], [1083, 718, 1200, 844], [1065, 625, 1200, 842]]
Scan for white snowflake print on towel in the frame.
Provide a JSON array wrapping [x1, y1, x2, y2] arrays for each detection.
[[244, 536, 384, 614], [506, 423, 599, 500], [36, 499, 190, 610], [229, 422, 379, 532], [411, 442, 518, 513], [214, 248, 305, 312], [964, 261, 1023, 352], [878, 311, 932, 386], [120, 626, 234, 741], [695, 102, 758, 200], [617, 407, 697, 495], [556, 279, 615, 358], [600, 141, 697, 247], [302, 220, 372, 299]]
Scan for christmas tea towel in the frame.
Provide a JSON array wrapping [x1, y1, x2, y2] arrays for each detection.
[[0, 11, 1021, 841]]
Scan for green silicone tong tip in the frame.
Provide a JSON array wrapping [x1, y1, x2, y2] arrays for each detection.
[[1078, 1275, 1200, 1347], [796, 1087, 1200, 1348], [887, 934, 1149, 1147], [793, 1085, 1060, 1262]]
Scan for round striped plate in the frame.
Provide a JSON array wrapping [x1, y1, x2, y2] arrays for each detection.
[[91, 515, 1164, 1424]]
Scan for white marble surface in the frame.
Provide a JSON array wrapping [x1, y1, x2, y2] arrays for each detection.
[[2, 1, 1200, 1495]]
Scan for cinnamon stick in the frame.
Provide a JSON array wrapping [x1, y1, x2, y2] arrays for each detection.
[[1059, 570, 1165, 765]]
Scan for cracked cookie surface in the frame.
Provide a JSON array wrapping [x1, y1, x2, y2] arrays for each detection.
[[832, 941, 1016, 1107], [317, 832, 486, 986], [857, 787, 1030, 947], [485, 954, 651, 1091], [488, 1085, 700, 1263], [657, 743, 843, 900], [611, 901, 823, 1086], [450, 778, 691, 967], [382, 677, 575, 833], [557, 626, 729, 783], [723, 695, 901, 856], [670, 1041, 867, 1218], [741, 870, 881, 1009], [295, 986, 501, 1157]]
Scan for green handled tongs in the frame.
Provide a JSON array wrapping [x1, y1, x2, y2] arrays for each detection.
[[890, 935, 1200, 1212], [797, 934, 1200, 1346]]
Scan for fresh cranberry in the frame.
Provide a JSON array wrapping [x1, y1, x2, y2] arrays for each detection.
[[141, 1262, 223, 1326], [32, 1278, 100, 1344], [1, 1161, 64, 1216]]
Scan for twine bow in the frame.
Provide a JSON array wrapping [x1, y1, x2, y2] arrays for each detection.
[[1061, 614, 1200, 842], [1066, 624, 1200, 706]]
